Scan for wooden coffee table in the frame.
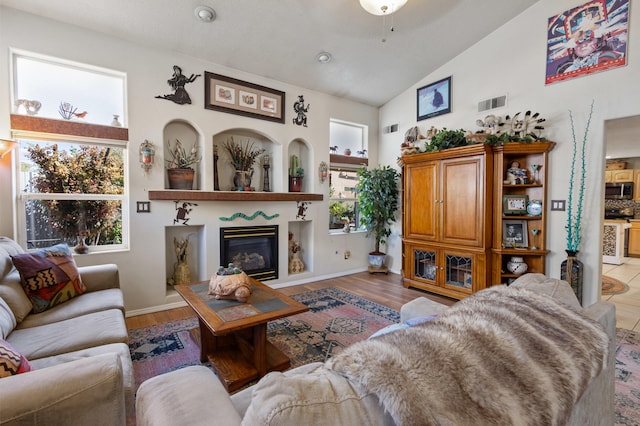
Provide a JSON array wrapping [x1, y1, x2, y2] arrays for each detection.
[[175, 278, 308, 392]]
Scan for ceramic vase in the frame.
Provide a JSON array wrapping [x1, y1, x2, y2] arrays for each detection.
[[506, 256, 528, 275], [74, 236, 89, 254], [561, 250, 583, 304], [289, 176, 303, 192], [233, 170, 253, 190], [289, 251, 305, 273], [167, 168, 195, 190], [172, 261, 191, 286]]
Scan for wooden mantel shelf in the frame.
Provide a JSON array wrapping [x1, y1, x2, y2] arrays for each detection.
[[148, 190, 323, 202]]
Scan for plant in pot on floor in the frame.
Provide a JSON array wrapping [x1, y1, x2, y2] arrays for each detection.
[[356, 165, 400, 272], [166, 139, 200, 189]]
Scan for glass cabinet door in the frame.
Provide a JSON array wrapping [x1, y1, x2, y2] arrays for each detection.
[[413, 248, 437, 282], [445, 253, 473, 290]]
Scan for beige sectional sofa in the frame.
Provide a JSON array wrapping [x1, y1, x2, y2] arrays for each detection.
[[136, 274, 616, 425], [0, 237, 133, 426]]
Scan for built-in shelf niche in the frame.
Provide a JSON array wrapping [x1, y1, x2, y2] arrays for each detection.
[[164, 120, 202, 190], [165, 225, 205, 294], [288, 220, 312, 275], [213, 129, 277, 192], [288, 138, 310, 193]]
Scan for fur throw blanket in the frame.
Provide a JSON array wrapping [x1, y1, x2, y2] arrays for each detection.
[[325, 286, 609, 426]]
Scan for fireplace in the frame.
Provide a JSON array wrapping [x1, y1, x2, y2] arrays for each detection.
[[220, 225, 278, 281]]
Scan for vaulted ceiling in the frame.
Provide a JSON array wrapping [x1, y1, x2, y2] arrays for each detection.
[[0, 0, 539, 106]]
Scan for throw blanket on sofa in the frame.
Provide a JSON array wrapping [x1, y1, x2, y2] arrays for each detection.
[[326, 286, 609, 426]]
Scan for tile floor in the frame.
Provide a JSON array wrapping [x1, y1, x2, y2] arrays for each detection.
[[602, 257, 640, 331]]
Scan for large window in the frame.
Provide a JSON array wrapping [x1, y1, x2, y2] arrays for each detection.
[[17, 137, 126, 250], [12, 50, 128, 250], [329, 119, 367, 232]]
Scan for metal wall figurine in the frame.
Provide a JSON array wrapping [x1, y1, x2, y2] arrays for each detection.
[[293, 95, 310, 127], [155, 65, 201, 105]]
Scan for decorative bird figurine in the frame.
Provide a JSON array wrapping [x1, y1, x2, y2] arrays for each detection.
[[73, 111, 88, 119]]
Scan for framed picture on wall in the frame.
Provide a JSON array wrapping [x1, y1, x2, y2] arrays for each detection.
[[205, 72, 285, 123], [545, 0, 629, 85], [417, 76, 451, 121]]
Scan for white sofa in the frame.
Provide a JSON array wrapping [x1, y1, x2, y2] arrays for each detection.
[[0, 237, 133, 426], [135, 273, 616, 425]]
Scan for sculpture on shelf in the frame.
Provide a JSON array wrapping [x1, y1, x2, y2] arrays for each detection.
[[209, 264, 252, 303], [14, 99, 41, 116], [155, 65, 201, 105], [289, 240, 305, 274], [169, 237, 191, 286]]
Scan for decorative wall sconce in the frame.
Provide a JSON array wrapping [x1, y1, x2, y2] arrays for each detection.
[[319, 161, 328, 183], [0, 139, 17, 159], [139, 140, 155, 173]]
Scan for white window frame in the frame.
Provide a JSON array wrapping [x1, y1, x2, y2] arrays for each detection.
[[13, 131, 129, 253]]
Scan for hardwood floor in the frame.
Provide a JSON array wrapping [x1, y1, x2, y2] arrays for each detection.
[[125, 271, 457, 328]]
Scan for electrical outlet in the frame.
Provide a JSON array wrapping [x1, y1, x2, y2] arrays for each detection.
[[344, 250, 351, 259]]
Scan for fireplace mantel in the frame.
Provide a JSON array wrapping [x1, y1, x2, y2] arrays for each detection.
[[148, 190, 323, 202]]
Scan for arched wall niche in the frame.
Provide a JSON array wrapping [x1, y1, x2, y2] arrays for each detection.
[[287, 138, 311, 193], [213, 128, 281, 192], [163, 119, 202, 190]]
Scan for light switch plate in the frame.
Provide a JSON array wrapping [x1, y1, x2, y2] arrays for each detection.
[[551, 200, 566, 211]]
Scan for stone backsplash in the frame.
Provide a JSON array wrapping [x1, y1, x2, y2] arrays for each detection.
[[605, 199, 640, 217]]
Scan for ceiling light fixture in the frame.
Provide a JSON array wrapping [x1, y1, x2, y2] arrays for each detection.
[[316, 52, 332, 64], [359, 0, 408, 42], [194, 6, 216, 23], [359, 0, 408, 16]]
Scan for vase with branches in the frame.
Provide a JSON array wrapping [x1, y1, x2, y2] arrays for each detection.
[[222, 137, 265, 190], [562, 100, 594, 304]]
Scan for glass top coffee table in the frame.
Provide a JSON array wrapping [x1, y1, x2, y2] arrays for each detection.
[[175, 277, 308, 392]]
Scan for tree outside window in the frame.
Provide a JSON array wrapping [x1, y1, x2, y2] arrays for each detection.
[[19, 140, 125, 249]]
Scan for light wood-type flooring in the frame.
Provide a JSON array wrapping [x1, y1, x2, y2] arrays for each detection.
[[125, 271, 457, 328]]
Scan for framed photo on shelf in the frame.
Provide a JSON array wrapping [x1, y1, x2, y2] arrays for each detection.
[[204, 72, 285, 123], [417, 76, 451, 121], [503, 220, 528, 248], [503, 194, 529, 215]]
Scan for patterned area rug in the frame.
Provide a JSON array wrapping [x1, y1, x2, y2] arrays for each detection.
[[127, 288, 398, 390], [128, 291, 640, 424], [603, 275, 630, 295], [615, 328, 640, 425]]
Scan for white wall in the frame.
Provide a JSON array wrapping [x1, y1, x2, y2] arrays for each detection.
[[0, 8, 380, 313], [379, 0, 640, 306]]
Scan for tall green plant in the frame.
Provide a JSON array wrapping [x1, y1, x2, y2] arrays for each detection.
[[356, 165, 400, 254]]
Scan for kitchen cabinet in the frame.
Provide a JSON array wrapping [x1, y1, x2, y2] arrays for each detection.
[[628, 220, 640, 257], [604, 169, 635, 183], [491, 142, 555, 284], [402, 144, 492, 299], [634, 170, 640, 200], [604, 220, 633, 263]]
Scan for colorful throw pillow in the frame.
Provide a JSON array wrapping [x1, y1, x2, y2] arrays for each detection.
[[11, 244, 86, 313], [0, 338, 32, 378]]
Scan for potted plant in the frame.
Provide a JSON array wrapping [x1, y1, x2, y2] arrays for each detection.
[[222, 137, 265, 190], [289, 154, 304, 192], [356, 165, 400, 271], [166, 139, 200, 189]]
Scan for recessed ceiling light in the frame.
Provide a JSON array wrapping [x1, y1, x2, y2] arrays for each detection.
[[194, 6, 216, 23], [316, 52, 332, 64]]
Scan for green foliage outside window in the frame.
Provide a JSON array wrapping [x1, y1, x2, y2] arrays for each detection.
[[26, 143, 124, 245]]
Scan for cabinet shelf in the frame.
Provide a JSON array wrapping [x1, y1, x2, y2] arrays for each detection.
[[148, 190, 323, 202], [492, 248, 550, 255], [502, 184, 543, 188], [502, 215, 543, 220]]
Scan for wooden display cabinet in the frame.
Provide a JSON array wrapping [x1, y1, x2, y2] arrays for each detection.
[[491, 141, 555, 285], [402, 144, 493, 300]]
